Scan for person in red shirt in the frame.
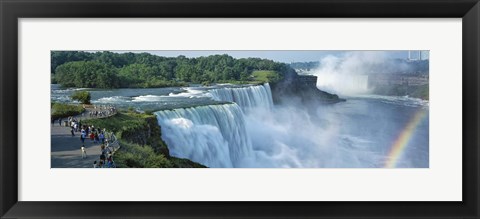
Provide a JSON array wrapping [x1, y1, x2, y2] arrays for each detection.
[[89, 132, 95, 143]]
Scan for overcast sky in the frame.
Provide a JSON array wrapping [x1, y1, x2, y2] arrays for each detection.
[[113, 50, 429, 63]]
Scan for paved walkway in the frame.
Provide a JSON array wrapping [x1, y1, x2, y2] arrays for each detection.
[[51, 125, 104, 168], [51, 107, 118, 168]]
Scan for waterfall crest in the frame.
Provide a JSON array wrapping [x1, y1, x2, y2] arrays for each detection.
[[209, 83, 274, 111]]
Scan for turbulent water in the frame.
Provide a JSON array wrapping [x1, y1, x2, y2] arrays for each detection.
[[51, 83, 429, 168]]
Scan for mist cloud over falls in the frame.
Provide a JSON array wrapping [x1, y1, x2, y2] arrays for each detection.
[[243, 103, 388, 168], [311, 52, 412, 96]]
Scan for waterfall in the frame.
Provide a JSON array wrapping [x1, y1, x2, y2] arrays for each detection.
[[155, 83, 275, 167], [155, 104, 253, 167], [208, 83, 274, 111]]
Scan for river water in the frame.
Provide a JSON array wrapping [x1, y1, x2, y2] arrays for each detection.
[[51, 84, 429, 168]]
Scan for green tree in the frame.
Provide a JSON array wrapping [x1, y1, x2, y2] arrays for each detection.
[[55, 61, 119, 88], [71, 91, 91, 104], [52, 51, 293, 88]]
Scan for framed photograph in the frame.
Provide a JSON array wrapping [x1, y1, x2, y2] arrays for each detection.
[[1, 0, 479, 218]]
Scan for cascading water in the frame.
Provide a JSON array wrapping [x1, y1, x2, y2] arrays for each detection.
[[155, 104, 253, 167], [154, 83, 275, 167], [208, 83, 274, 111]]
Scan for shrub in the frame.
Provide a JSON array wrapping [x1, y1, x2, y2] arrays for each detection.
[[252, 70, 282, 83], [51, 103, 84, 120], [71, 91, 91, 104], [114, 140, 173, 168]]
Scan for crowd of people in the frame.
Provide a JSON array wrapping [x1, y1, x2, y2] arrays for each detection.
[[89, 105, 117, 118], [65, 116, 81, 136], [52, 104, 120, 168], [78, 123, 118, 168], [93, 144, 116, 168]]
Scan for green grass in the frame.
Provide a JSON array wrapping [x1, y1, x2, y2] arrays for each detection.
[[83, 111, 152, 134], [83, 111, 167, 153], [252, 70, 282, 83], [51, 103, 85, 119]]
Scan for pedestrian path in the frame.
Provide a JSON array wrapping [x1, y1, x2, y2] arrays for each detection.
[[51, 107, 119, 168]]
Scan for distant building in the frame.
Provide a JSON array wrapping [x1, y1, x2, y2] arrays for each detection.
[[408, 50, 430, 61]]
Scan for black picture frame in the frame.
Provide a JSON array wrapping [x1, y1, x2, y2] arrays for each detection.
[[1, 0, 479, 218]]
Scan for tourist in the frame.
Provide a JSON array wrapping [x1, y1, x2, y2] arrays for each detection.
[[100, 144, 106, 156], [89, 132, 95, 143], [80, 134, 84, 144], [108, 160, 115, 168], [99, 132, 105, 144], [95, 132, 100, 144], [100, 153, 106, 165], [94, 132, 99, 144], [80, 128, 86, 143], [81, 145, 87, 159]]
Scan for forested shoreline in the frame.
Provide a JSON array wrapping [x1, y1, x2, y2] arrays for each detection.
[[51, 51, 289, 88]]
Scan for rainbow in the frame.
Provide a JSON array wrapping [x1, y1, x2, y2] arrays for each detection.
[[384, 109, 428, 168]]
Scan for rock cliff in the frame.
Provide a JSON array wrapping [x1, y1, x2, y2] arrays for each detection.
[[270, 69, 345, 105]]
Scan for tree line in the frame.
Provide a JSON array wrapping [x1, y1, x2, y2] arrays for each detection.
[[51, 51, 290, 88]]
